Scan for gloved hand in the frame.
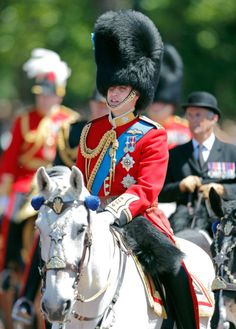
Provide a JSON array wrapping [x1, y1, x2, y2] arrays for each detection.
[[199, 183, 225, 199], [179, 176, 202, 193], [96, 210, 116, 225]]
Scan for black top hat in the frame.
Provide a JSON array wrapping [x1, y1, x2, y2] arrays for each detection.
[[182, 91, 221, 118]]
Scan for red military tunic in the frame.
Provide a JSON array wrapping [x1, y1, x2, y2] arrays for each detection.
[[163, 115, 191, 150], [0, 106, 77, 193], [76, 113, 174, 239], [0, 106, 78, 270], [77, 113, 199, 326]]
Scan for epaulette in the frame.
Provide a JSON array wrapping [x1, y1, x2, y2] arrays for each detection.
[[140, 115, 164, 129], [173, 115, 189, 127]]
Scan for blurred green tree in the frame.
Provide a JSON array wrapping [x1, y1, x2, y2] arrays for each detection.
[[0, 0, 235, 118], [140, 0, 236, 118]]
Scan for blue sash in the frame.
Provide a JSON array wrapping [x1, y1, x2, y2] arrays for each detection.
[[91, 120, 153, 195]]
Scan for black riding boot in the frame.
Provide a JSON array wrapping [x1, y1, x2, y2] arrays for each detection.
[[160, 265, 199, 329], [123, 216, 199, 329]]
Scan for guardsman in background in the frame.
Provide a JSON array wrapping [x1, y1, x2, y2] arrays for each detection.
[[0, 48, 78, 329], [11, 89, 108, 328], [146, 44, 191, 150], [146, 44, 191, 218]]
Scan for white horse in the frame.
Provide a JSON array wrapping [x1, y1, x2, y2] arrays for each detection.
[[34, 165, 215, 329]]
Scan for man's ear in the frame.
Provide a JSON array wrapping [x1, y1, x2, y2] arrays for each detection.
[[211, 113, 219, 123]]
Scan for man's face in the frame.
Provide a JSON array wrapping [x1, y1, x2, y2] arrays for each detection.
[[35, 94, 62, 113], [106, 85, 139, 116], [185, 107, 217, 138]]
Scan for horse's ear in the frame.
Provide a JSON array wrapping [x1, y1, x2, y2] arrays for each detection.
[[70, 166, 84, 196], [36, 167, 55, 194], [209, 187, 224, 218]]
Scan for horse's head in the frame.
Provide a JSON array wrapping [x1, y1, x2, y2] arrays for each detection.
[[209, 187, 236, 301], [34, 165, 100, 323]]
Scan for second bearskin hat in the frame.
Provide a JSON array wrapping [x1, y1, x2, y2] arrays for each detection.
[[153, 44, 183, 105], [93, 10, 163, 110]]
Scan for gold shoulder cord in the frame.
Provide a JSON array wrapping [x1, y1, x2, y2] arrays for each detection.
[[19, 115, 52, 166], [80, 124, 118, 193]]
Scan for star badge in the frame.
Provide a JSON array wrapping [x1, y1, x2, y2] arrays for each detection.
[[121, 174, 136, 189], [49, 225, 66, 244], [121, 153, 135, 172], [213, 252, 229, 268]]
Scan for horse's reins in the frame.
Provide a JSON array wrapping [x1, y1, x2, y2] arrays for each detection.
[[189, 191, 203, 229], [72, 230, 127, 327]]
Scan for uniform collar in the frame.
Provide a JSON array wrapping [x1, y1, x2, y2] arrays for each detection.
[[108, 109, 137, 128], [192, 133, 215, 151]]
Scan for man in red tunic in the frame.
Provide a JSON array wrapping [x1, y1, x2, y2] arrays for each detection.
[[0, 48, 78, 328], [146, 43, 191, 150], [76, 10, 199, 329]]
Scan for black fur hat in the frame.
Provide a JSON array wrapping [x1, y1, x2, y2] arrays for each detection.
[[93, 10, 163, 110], [153, 44, 183, 105]]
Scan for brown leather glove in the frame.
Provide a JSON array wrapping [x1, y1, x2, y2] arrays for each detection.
[[179, 175, 202, 193], [198, 183, 225, 199]]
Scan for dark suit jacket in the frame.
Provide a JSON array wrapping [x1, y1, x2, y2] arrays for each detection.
[[159, 137, 236, 205]]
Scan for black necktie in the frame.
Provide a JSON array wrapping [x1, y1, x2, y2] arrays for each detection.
[[198, 144, 205, 168]]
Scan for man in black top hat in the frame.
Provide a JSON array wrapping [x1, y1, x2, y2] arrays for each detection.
[[159, 91, 236, 234]]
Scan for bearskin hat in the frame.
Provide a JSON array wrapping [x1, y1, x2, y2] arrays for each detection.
[[93, 10, 163, 110], [153, 44, 183, 105]]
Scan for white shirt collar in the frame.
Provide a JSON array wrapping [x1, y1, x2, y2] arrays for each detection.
[[192, 133, 215, 151]]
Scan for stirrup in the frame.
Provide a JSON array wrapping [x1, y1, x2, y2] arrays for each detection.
[[12, 297, 35, 325]]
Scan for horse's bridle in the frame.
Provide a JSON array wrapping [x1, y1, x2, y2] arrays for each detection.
[[212, 213, 236, 292], [38, 195, 127, 328], [39, 196, 92, 292]]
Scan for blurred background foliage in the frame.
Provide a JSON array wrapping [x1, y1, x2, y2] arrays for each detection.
[[0, 0, 236, 117]]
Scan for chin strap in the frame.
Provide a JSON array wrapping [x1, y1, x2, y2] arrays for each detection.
[[106, 89, 137, 110]]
